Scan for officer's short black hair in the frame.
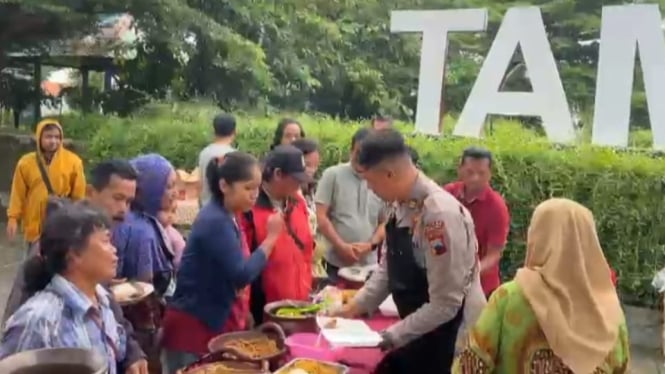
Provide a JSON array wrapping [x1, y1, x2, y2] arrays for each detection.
[[357, 128, 409, 169], [351, 128, 372, 149], [213, 114, 236, 137], [460, 146, 492, 166]]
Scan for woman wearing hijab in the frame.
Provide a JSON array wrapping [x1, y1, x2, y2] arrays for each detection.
[[453, 198, 629, 374], [113, 153, 178, 373]]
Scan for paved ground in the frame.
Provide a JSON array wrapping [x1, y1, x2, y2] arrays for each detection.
[[0, 224, 660, 372]]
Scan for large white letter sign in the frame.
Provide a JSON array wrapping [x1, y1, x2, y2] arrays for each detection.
[[391, 9, 488, 135], [592, 5, 665, 149], [455, 7, 574, 143]]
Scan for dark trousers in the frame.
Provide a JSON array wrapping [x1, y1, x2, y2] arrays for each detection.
[[374, 305, 464, 374]]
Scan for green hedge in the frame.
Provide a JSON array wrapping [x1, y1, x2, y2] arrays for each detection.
[[61, 104, 665, 307]]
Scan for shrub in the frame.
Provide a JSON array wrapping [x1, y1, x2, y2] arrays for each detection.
[[61, 104, 665, 307]]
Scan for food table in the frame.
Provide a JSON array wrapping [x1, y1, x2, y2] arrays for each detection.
[[285, 314, 399, 374]]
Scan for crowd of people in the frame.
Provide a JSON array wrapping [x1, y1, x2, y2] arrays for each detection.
[[0, 114, 629, 374]]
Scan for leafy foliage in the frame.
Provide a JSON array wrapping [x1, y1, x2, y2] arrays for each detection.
[[60, 103, 665, 307], [3, 0, 662, 126]]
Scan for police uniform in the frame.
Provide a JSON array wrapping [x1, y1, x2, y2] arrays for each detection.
[[353, 172, 479, 374]]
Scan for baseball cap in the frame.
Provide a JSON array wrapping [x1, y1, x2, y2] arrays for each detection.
[[263, 144, 312, 183]]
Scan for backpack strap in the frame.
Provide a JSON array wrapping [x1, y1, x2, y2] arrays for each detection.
[[36, 156, 55, 195]]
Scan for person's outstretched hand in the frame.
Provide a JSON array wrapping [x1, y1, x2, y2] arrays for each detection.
[[266, 212, 285, 237], [328, 299, 362, 319]]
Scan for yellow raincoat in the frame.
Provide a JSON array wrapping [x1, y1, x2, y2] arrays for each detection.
[[7, 119, 86, 243]]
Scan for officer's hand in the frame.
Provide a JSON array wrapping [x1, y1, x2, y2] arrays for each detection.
[[378, 332, 395, 352], [351, 242, 372, 255], [338, 243, 360, 265], [329, 299, 362, 318]]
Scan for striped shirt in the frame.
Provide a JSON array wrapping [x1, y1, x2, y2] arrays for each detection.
[[0, 275, 127, 374]]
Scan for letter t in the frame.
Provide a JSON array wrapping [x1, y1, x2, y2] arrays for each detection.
[[391, 9, 488, 135]]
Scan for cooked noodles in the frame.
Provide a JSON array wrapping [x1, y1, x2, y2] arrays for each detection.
[[185, 362, 260, 374], [223, 337, 280, 359]]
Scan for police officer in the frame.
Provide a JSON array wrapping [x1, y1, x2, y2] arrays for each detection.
[[335, 129, 480, 374]]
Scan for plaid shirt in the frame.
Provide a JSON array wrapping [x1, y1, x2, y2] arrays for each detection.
[[0, 275, 127, 374]]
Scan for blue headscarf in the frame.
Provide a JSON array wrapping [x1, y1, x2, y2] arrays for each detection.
[[130, 154, 174, 216], [113, 154, 175, 281]]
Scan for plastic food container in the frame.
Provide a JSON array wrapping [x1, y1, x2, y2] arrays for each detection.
[[207, 322, 287, 370], [274, 358, 349, 374], [179, 351, 268, 374], [285, 333, 343, 362]]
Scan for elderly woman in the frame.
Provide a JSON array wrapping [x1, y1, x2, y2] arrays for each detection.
[[1, 202, 126, 374], [453, 198, 630, 374], [113, 153, 178, 373]]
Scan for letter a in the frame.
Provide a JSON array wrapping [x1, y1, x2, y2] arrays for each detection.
[[592, 5, 665, 149], [456, 7, 574, 143]]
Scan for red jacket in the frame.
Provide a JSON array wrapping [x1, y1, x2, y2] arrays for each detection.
[[239, 189, 314, 303]]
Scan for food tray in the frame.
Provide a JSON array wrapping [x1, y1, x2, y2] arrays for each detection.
[[274, 358, 349, 374], [180, 350, 269, 374], [207, 322, 287, 362]]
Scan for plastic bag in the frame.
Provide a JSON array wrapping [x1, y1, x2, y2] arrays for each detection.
[[651, 267, 665, 293], [315, 286, 343, 314]]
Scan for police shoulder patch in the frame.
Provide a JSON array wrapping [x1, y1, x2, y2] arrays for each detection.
[[424, 220, 447, 256]]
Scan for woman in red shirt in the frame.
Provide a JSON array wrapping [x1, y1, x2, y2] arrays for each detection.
[[239, 145, 315, 325]]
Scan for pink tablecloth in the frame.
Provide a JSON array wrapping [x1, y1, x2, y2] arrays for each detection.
[[286, 314, 398, 374]]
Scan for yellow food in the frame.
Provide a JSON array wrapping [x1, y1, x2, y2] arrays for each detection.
[[223, 337, 280, 359], [341, 290, 356, 304], [287, 369, 309, 374], [283, 359, 342, 374]]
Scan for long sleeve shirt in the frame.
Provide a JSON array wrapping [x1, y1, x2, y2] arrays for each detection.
[[169, 202, 267, 330], [0, 275, 126, 374], [353, 173, 480, 348]]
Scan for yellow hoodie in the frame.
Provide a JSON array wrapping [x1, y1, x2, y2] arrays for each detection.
[[7, 119, 86, 243]]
